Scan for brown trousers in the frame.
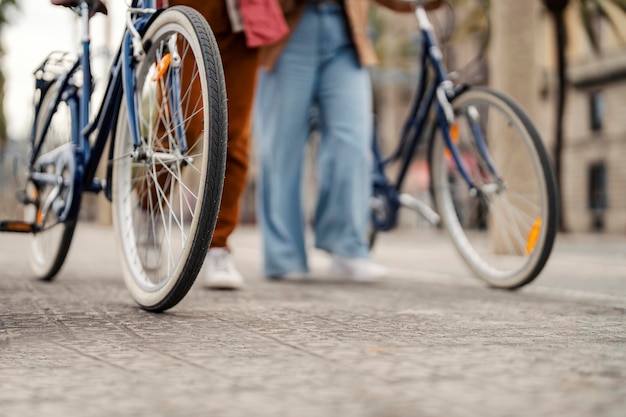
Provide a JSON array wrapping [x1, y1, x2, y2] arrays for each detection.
[[169, 0, 259, 249]]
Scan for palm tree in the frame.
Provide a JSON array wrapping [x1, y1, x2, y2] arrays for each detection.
[[540, 0, 626, 231], [0, 0, 18, 150]]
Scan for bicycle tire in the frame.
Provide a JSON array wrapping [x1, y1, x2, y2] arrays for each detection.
[[430, 86, 558, 289], [26, 80, 79, 281], [111, 6, 227, 311]]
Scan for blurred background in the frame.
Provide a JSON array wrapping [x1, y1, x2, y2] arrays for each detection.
[[0, 0, 625, 235]]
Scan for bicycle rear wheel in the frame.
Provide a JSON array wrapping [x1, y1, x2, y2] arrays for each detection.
[[26, 80, 78, 281], [430, 87, 558, 289], [111, 6, 227, 311]]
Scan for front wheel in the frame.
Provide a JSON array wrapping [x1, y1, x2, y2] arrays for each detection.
[[111, 6, 227, 311], [430, 87, 558, 289]]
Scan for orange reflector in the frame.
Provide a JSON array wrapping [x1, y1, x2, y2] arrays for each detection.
[[450, 122, 459, 143], [30, 188, 43, 226], [444, 123, 459, 159], [152, 53, 172, 81], [525, 217, 542, 254]]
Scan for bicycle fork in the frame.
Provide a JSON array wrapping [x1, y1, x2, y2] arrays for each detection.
[[436, 83, 506, 202]]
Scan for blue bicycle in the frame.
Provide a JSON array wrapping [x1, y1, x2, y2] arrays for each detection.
[[370, 0, 558, 288], [1, 0, 227, 311]]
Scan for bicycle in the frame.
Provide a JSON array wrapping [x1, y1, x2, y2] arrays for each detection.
[[0, 0, 227, 312], [369, 0, 559, 289]]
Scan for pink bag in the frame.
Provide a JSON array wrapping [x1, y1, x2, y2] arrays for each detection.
[[239, 0, 289, 48]]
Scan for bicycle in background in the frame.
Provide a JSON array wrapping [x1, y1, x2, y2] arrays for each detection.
[[0, 0, 227, 311], [369, 0, 558, 289]]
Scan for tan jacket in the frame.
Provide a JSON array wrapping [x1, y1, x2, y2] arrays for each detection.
[[259, 0, 441, 70]]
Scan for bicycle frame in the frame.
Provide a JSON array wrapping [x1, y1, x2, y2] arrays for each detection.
[[371, 4, 484, 231], [27, 0, 165, 223]]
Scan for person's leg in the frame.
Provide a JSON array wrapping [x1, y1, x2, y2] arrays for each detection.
[[312, 7, 372, 259], [205, 31, 259, 288], [311, 6, 385, 281], [169, 0, 258, 288], [254, 5, 319, 278], [210, 33, 259, 249]]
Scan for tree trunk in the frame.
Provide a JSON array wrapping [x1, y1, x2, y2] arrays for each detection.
[[489, 1, 544, 253], [549, 8, 568, 232]]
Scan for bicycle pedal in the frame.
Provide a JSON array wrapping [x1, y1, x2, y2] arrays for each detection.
[[0, 220, 39, 233]]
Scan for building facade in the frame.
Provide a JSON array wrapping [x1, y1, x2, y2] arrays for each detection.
[[373, 1, 626, 234]]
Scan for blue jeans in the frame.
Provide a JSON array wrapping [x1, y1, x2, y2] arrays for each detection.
[[253, 2, 373, 277]]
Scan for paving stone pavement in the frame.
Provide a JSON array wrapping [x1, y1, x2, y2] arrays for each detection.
[[0, 223, 625, 417]]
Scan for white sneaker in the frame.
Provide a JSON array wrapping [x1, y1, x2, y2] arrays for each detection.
[[329, 255, 387, 282], [203, 248, 244, 290]]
